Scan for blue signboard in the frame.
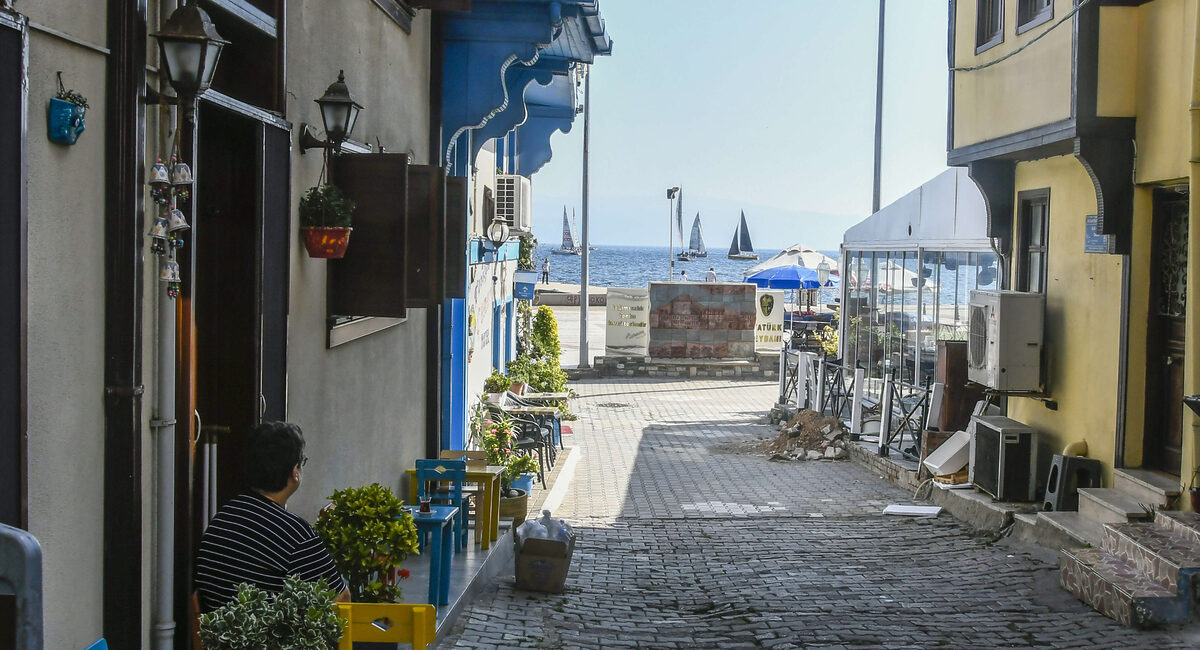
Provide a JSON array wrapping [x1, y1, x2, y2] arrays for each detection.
[[1084, 214, 1114, 254]]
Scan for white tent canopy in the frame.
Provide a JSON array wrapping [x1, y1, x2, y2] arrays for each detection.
[[842, 167, 993, 253]]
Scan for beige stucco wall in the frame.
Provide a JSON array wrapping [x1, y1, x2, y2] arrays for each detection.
[[22, 28, 110, 650], [953, 0, 1073, 149], [1097, 7, 1139, 118], [1008, 155, 1123, 483], [284, 3, 434, 520], [1133, 0, 1195, 185]]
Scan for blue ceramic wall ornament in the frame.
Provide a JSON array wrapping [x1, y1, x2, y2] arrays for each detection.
[[47, 72, 88, 146]]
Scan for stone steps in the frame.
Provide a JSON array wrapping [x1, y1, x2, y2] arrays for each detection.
[[1059, 509, 1200, 629], [1113, 468, 1181, 509], [1060, 546, 1190, 629], [1078, 488, 1155, 525], [1038, 511, 1104, 549]]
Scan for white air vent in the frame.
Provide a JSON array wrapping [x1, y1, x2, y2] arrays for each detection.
[[966, 290, 1044, 392], [495, 174, 532, 234]]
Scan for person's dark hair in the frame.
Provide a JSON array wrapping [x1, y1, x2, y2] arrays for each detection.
[[242, 421, 305, 492]]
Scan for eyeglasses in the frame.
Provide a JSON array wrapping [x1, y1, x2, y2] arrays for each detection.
[[299, 455, 308, 468]]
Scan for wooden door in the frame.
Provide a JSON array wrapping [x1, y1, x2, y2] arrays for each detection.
[[1144, 189, 1188, 475]]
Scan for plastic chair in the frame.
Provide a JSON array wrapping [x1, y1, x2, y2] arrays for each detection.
[[415, 458, 469, 551], [336, 602, 436, 650], [506, 391, 565, 451], [510, 417, 550, 488], [441, 449, 486, 521]]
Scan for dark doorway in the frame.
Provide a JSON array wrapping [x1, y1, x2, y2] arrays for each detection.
[[0, 15, 25, 531], [193, 102, 291, 509], [1144, 188, 1188, 476]]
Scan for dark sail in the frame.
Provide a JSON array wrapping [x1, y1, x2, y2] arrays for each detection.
[[738, 211, 754, 253]]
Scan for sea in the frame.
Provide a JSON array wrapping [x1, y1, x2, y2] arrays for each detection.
[[534, 244, 838, 288]]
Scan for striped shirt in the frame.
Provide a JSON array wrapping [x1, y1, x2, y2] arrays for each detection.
[[194, 492, 346, 613]]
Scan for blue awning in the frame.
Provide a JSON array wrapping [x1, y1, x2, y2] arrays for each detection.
[[441, 1, 612, 176]]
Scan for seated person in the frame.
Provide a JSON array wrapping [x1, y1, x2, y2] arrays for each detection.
[[193, 421, 349, 613]]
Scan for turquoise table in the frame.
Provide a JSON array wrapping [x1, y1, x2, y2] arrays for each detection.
[[407, 505, 458, 607]]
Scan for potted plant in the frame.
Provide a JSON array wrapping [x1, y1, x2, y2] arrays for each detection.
[[314, 483, 419, 603], [198, 575, 345, 650], [299, 182, 355, 258], [475, 408, 539, 525]]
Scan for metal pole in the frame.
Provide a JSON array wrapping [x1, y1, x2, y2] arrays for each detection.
[[668, 195, 674, 281], [872, 0, 885, 214], [579, 66, 591, 368]]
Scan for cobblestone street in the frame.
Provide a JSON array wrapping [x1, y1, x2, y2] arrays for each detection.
[[438, 378, 1200, 649]]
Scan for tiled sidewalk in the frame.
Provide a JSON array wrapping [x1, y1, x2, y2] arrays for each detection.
[[437, 377, 1200, 649]]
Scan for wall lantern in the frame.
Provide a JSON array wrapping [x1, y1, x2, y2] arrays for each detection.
[[816, 260, 831, 286], [487, 218, 510, 249], [150, 2, 229, 120], [300, 71, 364, 154]]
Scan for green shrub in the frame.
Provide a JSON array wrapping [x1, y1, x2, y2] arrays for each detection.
[[314, 484, 419, 603], [484, 369, 512, 394], [531, 305, 561, 361], [518, 235, 538, 271], [198, 576, 344, 650]]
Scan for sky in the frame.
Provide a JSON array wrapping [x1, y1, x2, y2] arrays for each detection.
[[528, 0, 950, 251]]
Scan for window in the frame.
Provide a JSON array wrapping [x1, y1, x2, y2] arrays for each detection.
[[1017, 0, 1053, 34], [1017, 190, 1050, 293], [976, 0, 1004, 53]]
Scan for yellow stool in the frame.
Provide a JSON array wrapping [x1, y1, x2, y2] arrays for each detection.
[[336, 602, 437, 650]]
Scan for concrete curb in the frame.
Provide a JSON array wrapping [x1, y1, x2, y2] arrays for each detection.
[[539, 446, 582, 516]]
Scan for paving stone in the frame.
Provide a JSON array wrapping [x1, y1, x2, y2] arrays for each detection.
[[436, 377, 1200, 649]]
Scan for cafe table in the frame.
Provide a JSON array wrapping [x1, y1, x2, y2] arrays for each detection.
[[406, 464, 503, 550], [404, 504, 457, 607]]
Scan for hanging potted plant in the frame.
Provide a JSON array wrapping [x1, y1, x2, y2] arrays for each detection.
[[299, 182, 355, 259]]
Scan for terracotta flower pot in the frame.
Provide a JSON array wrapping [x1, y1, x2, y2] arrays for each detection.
[[302, 226, 352, 259]]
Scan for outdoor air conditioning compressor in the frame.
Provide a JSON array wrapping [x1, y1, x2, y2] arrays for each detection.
[[496, 174, 532, 234], [967, 290, 1044, 392]]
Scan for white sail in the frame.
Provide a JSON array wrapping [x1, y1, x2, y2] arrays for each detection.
[[688, 213, 706, 256]]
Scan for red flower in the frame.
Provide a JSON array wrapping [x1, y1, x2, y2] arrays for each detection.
[[398, 569, 411, 579]]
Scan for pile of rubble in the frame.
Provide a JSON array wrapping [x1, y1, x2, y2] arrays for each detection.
[[764, 409, 850, 462]]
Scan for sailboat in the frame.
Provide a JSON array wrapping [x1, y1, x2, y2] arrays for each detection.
[[551, 206, 581, 255], [727, 210, 758, 260], [686, 213, 707, 258]]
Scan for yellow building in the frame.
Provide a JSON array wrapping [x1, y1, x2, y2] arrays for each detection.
[[950, 0, 1198, 500]]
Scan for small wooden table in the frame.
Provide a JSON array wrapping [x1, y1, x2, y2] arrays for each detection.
[[406, 465, 503, 550], [404, 505, 457, 607]]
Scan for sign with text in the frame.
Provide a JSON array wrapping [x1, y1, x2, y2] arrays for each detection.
[[605, 287, 650, 357], [755, 289, 786, 352]]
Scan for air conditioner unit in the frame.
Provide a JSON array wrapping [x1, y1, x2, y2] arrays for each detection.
[[495, 174, 532, 234], [969, 415, 1038, 502], [967, 290, 1044, 391]]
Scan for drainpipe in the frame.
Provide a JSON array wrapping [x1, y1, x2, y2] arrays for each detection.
[[151, 2, 178, 647], [1186, 5, 1200, 493]]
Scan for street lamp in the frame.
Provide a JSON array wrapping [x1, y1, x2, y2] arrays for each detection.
[[486, 218, 510, 249], [816, 260, 831, 286], [666, 186, 679, 280], [150, 2, 229, 121], [300, 71, 365, 154]]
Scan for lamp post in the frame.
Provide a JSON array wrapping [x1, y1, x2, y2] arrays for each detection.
[[666, 186, 679, 280], [150, 1, 229, 123], [149, 4, 228, 649], [300, 70, 365, 154]]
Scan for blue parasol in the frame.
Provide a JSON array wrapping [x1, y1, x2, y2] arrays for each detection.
[[744, 265, 838, 290]]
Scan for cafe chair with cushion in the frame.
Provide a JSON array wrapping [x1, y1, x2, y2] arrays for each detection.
[[414, 459, 469, 552]]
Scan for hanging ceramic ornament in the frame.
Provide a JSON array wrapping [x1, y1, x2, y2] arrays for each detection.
[[170, 157, 193, 185], [166, 208, 190, 233], [148, 215, 169, 240], [162, 253, 182, 299], [149, 159, 170, 187]]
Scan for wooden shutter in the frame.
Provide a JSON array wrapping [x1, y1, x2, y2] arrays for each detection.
[[409, 0, 472, 10], [329, 153, 409, 318], [444, 176, 468, 299], [405, 165, 445, 308], [259, 123, 289, 419]]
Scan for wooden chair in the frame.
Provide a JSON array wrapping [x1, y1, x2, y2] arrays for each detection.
[[336, 602, 437, 650], [414, 458, 469, 551], [440, 449, 486, 522]]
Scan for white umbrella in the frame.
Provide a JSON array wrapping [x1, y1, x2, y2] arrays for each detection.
[[742, 244, 838, 277]]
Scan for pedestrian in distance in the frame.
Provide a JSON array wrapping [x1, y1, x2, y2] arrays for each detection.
[[705, 267, 717, 282], [193, 421, 349, 613], [541, 257, 550, 284], [680, 270, 689, 282]]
